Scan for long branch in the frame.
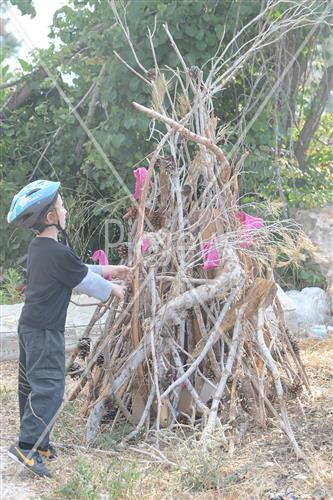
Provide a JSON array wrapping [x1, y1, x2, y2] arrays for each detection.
[[256, 307, 304, 458], [132, 101, 231, 176], [202, 304, 245, 438], [75, 63, 108, 156]]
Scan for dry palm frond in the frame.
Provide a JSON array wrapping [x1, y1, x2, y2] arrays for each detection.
[[151, 72, 169, 111], [264, 200, 284, 217], [177, 94, 190, 117], [276, 232, 319, 268]]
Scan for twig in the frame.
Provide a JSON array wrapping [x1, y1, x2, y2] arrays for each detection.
[[170, 340, 209, 415], [125, 385, 156, 442], [202, 304, 246, 438], [256, 307, 304, 459], [75, 63, 108, 156], [194, 306, 221, 379]]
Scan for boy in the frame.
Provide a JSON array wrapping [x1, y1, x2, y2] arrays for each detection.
[[6, 180, 131, 478]]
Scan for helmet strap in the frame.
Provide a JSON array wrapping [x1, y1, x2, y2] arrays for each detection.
[[42, 223, 70, 246]]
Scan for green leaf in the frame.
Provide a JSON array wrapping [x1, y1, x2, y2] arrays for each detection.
[[112, 133, 126, 148], [1, 64, 10, 76], [10, 0, 36, 17], [214, 24, 224, 38], [18, 59, 33, 72]]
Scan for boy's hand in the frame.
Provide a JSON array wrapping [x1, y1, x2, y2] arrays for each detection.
[[116, 265, 133, 280], [103, 266, 133, 280], [111, 283, 126, 301]]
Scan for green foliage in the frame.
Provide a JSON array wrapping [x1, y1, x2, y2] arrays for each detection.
[[181, 444, 225, 491], [9, 0, 36, 17], [241, 112, 333, 209], [0, 1, 21, 89], [275, 252, 326, 291], [0, 385, 14, 402], [300, 113, 333, 207], [0, 267, 23, 304], [57, 458, 141, 499], [18, 58, 33, 72]]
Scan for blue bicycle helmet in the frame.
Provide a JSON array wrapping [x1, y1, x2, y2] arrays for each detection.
[[7, 180, 61, 229]]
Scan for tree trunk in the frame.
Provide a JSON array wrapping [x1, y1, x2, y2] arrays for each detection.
[[0, 68, 47, 121], [295, 64, 333, 170]]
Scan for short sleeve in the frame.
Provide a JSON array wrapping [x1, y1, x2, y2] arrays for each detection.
[[51, 245, 88, 289]]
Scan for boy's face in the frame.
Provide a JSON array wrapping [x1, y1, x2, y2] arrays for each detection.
[[46, 194, 67, 230], [54, 195, 67, 230]]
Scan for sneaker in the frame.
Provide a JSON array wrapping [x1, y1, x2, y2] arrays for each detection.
[[7, 444, 52, 478], [38, 444, 58, 462]]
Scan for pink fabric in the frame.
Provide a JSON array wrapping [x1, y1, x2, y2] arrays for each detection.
[[202, 237, 220, 271], [92, 249, 112, 281], [133, 167, 151, 201], [141, 237, 150, 254], [236, 211, 264, 248]]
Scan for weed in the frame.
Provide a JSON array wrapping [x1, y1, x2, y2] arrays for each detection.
[[0, 268, 24, 304], [57, 459, 96, 499], [178, 437, 225, 491], [56, 458, 141, 499], [0, 385, 14, 402], [94, 420, 134, 449], [106, 464, 141, 499], [52, 399, 86, 445]]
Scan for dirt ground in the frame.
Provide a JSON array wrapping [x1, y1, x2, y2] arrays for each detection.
[[0, 335, 332, 500]]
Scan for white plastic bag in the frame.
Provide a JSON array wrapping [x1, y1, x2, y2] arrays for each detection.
[[286, 287, 330, 327]]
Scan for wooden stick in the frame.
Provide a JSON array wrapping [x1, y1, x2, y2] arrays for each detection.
[[125, 385, 156, 442], [274, 300, 311, 391], [256, 307, 304, 459], [86, 272, 241, 442], [108, 374, 136, 425], [194, 306, 221, 379], [171, 341, 209, 415], [132, 101, 231, 178], [202, 304, 245, 438], [149, 270, 164, 441], [228, 328, 246, 455], [65, 301, 110, 371]]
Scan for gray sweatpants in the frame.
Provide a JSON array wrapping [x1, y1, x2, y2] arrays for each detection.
[[18, 324, 65, 450]]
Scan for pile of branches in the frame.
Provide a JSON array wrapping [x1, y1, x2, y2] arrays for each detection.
[[66, 5, 320, 457]]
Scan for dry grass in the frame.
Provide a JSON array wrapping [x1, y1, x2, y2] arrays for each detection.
[[0, 335, 332, 499]]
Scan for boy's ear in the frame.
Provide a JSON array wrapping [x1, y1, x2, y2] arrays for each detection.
[[44, 209, 56, 224]]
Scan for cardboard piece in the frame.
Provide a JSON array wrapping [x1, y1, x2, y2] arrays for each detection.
[[199, 380, 215, 405], [177, 387, 193, 416]]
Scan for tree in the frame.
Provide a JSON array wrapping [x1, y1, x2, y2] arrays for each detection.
[[295, 64, 333, 169]]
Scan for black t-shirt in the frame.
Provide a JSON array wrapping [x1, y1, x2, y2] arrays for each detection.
[[19, 237, 88, 331]]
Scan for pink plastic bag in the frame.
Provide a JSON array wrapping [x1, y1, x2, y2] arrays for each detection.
[[92, 249, 112, 281], [236, 211, 264, 248], [141, 237, 150, 254], [202, 237, 220, 271], [133, 167, 152, 201]]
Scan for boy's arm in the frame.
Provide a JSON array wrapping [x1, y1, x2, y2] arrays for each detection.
[[73, 269, 112, 301], [51, 248, 125, 300], [86, 264, 102, 275], [74, 268, 126, 301]]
